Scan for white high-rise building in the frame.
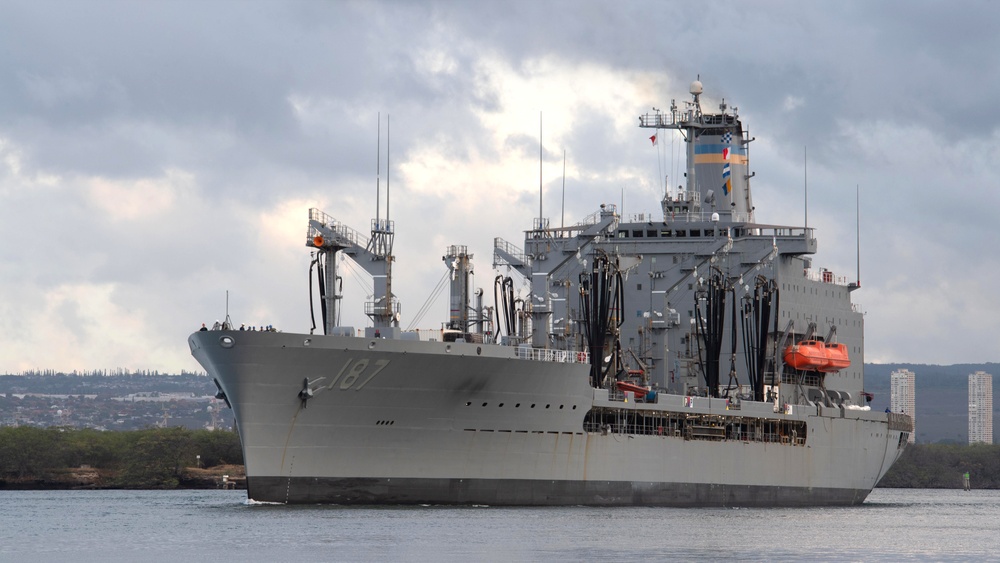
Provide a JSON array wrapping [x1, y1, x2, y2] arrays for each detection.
[[890, 369, 916, 443], [969, 371, 993, 445]]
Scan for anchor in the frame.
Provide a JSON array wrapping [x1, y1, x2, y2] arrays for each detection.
[[297, 376, 326, 408], [212, 378, 231, 409]]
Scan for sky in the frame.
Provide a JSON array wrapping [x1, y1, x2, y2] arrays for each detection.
[[2, 0, 999, 374]]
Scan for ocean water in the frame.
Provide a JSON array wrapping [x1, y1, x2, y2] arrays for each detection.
[[2, 488, 998, 562]]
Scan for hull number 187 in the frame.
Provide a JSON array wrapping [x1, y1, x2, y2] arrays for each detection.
[[327, 358, 390, 391]]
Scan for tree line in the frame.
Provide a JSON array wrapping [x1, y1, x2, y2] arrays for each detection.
[[877, 443, 1000, 489], [0, 426, 242, 489]]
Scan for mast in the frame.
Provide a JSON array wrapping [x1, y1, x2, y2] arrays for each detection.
[[366, 114, 397, 329], [850, 184, 861, 291], [385, 115, 395, 327], [561, 149, 566, 229], [638, 79, 752, 223], [539, 112, 543, 226], [528, 111, 551, 348], [387, 115, 391, 234], [306, 113, 399, 336], [804, 146, 808, 229], [376, 113, 380, 229]]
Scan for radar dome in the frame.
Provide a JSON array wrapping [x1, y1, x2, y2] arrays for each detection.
[[690, 80, 703, 95]]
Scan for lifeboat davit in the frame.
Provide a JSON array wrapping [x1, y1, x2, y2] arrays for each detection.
[[784, 340, 851, 372]]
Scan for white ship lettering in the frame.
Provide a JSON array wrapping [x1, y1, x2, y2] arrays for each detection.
[[327, 358, 390, 391]]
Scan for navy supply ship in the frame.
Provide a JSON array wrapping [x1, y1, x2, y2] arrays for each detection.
[[190, 80, 912, 506]]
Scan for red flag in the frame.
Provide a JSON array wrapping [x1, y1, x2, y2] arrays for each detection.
[[649, 134, 657, 146]]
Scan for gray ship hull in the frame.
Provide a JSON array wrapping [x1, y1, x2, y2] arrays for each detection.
[[247, 477, 869, 507], [190, 330, 908, 507]]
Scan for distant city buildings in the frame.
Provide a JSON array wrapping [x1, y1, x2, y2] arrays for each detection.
[[0, 374, 233, 431], [969, 371, 993, 445], [890, 369, 916, 443]]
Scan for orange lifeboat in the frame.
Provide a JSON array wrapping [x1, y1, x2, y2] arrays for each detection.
[[783, 340, 827, 371], [616, 380, 654, 400], [819, 342, 850, 372]]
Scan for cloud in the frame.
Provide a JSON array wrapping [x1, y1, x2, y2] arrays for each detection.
[[86, 169, 191, 221], [3, 0, 1000, 372]]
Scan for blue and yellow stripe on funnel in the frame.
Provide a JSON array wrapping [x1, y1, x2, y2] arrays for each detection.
[[694, 144, 747, 165]]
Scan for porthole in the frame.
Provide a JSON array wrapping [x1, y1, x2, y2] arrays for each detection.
[[219, 336, 235, 348]]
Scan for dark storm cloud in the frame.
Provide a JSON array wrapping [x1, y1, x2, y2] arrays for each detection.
[[3, 0, 1000, 370], [0, 1, 467, 195]]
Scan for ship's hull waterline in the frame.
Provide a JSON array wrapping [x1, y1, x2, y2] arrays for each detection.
[[190, 330, 906, 507], [248, 477, 872, 507]]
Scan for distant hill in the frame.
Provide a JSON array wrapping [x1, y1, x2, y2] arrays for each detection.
[[864, 363, 1000, 444]]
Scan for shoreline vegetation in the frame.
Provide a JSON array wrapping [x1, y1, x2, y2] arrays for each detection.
[[2, 426, 998, 491], [876, 442, 1000, 489], [0, 426, 244, 490]]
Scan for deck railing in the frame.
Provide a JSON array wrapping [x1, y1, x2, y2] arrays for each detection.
[[514, 347, 590, 364]]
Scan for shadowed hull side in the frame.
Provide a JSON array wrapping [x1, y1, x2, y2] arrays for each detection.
[[247, 476, 872, 507]]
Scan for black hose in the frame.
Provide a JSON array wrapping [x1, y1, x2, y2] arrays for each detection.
[[604, 267, 625, 382], [741, 291, 755, 396], [494, 275, 504, 338], [505, 277, 516, 336], [578, 253, 626, 388], [725, 283, 739, 394], [493, 275, 518, 339], [754, 280, 769, 401], [739, 276, 777, 402], [309, 256, 318, 334], [695, 268, 727, 398], [317, 253, 327, 334], [765, 280, 780, 401]]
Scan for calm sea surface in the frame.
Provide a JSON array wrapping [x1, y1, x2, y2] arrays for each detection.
[[2, 488, 998, 562]]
